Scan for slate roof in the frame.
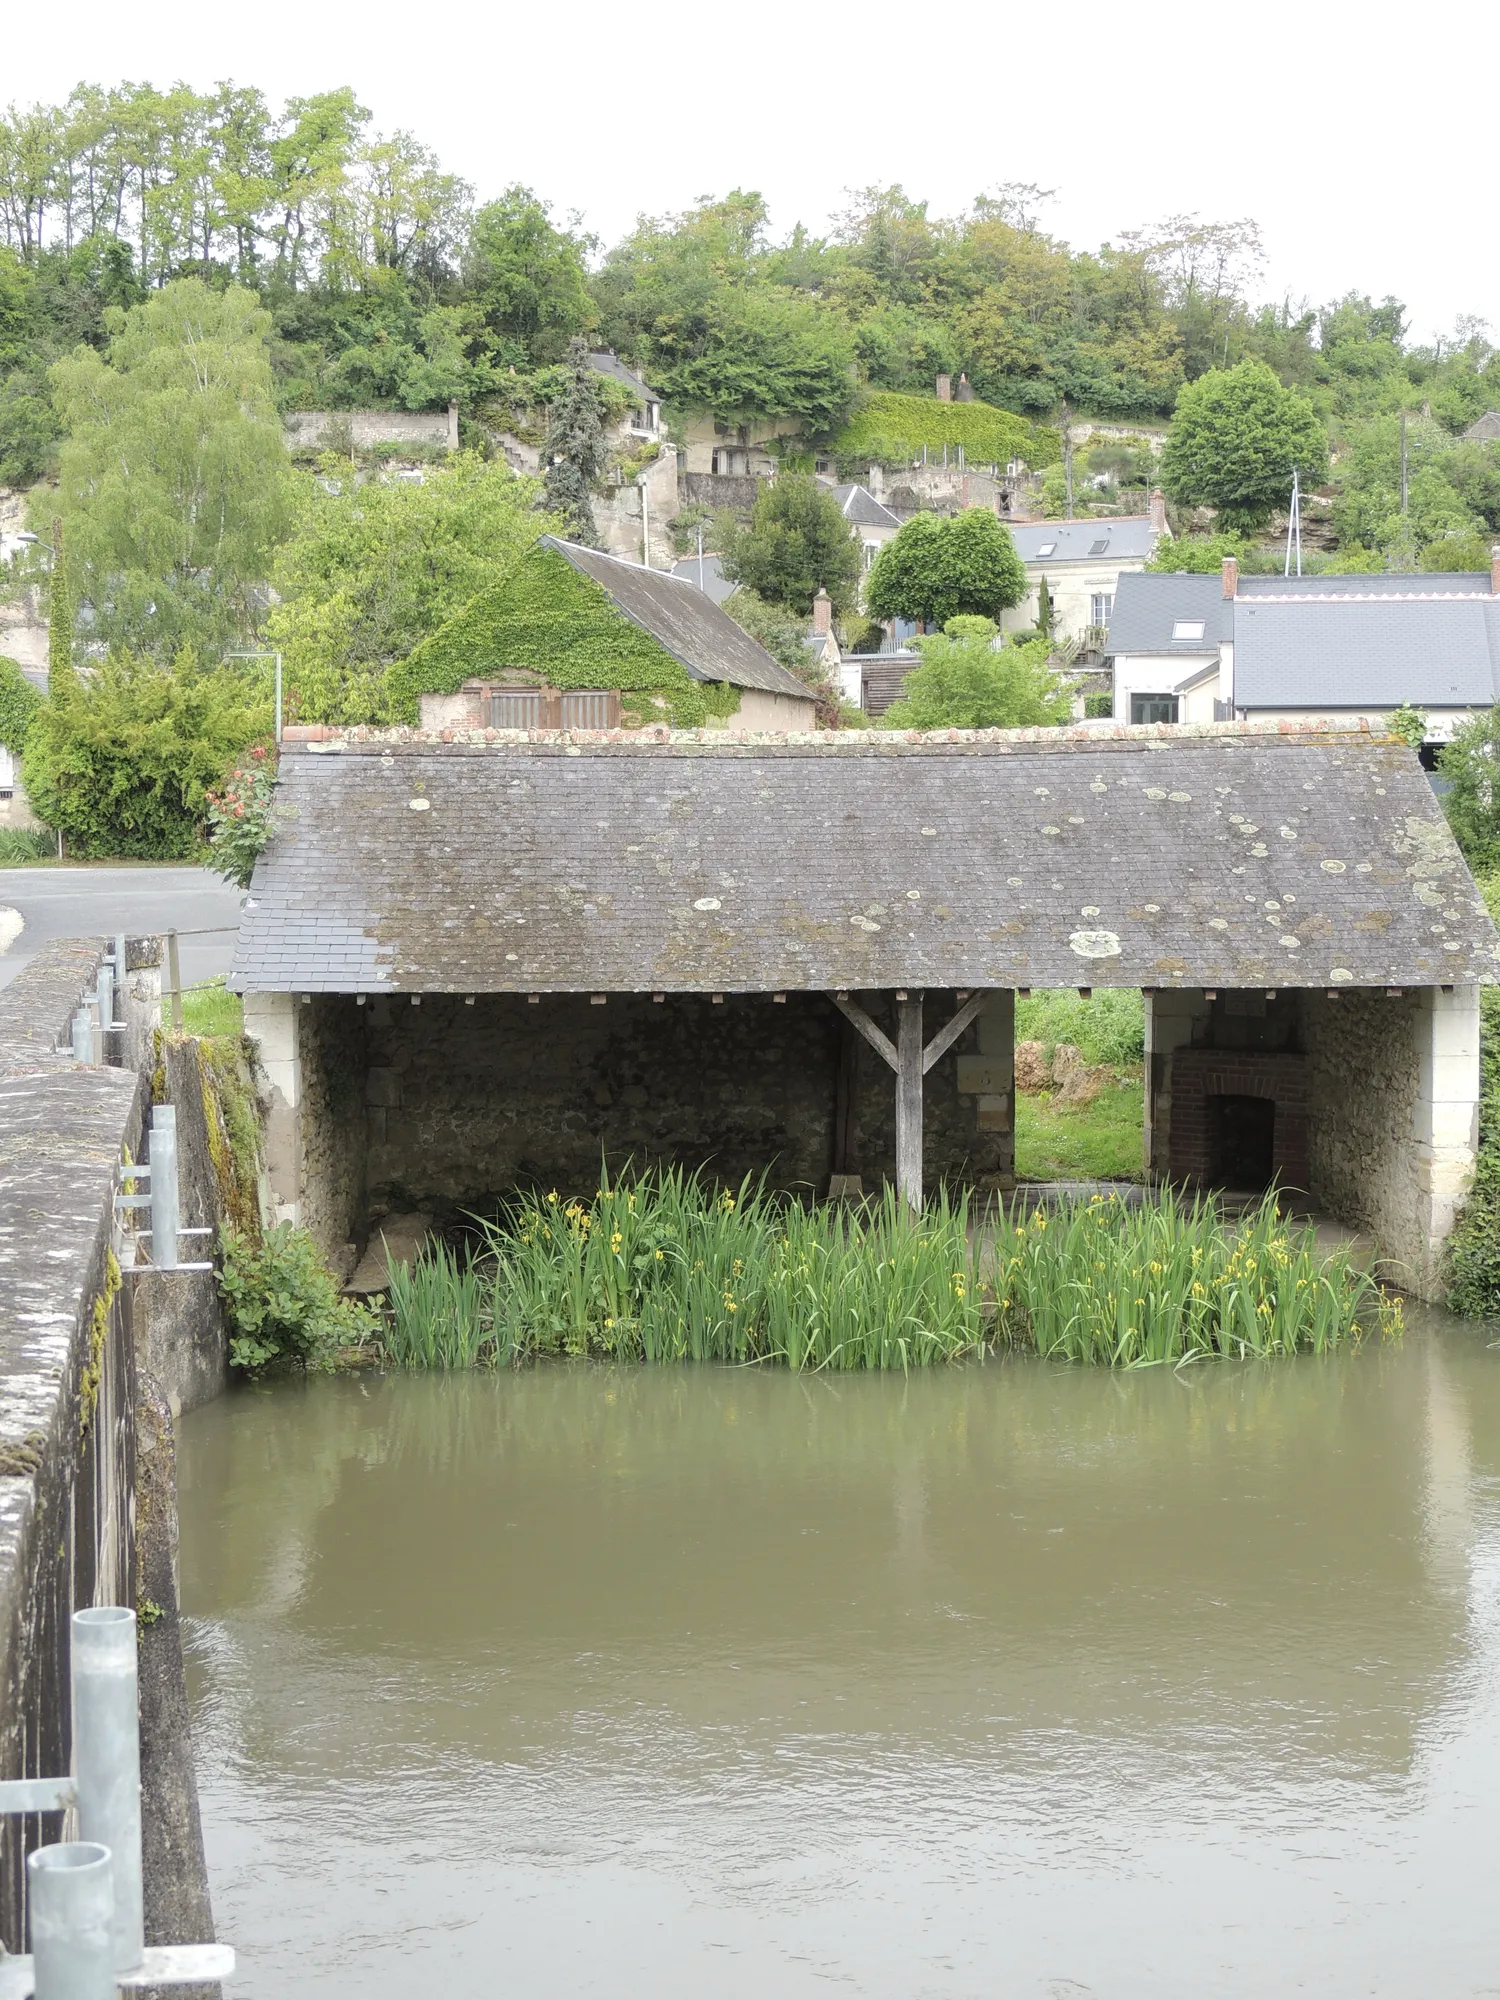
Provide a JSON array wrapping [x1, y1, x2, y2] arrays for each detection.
[[586, 350, 660, 402], [829, 484, 903, 531], [544, 539, 813, 701], [231, 725, 1498, 996], [1010, 518, 1159, 565], [1106, 572, 1231, 654], [669, 552, 737, 606], [1236, 596, 1500, 708], [1462, 411, 1500, 442], [1107, 569, 1500, 707]]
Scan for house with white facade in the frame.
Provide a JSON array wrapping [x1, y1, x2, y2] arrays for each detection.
[[1001, 497, 1167, 646], [1107, 553, 1500, 739]]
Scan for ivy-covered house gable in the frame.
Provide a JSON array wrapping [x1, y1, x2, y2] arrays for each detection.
[[387, 538, 816, 730]]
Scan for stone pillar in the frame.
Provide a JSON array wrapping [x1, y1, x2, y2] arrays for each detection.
[[243, 990, 300, 1225], [975, 990, 1015, 1187], [1412, 984, 1480, 1296]]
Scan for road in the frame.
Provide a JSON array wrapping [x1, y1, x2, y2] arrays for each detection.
[[0, 865, 245, 993]]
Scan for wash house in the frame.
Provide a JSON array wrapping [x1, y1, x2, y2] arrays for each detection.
[[231, 721, 1497, 1301]]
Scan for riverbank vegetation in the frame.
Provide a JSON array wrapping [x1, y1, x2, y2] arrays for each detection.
[[375, 1171, 1396, 1373]]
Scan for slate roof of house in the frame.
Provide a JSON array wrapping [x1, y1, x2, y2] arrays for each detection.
[[1462, 411, 1500, 442], [669, 552, 737, 606], [231, 724, 1498, 995], [1106, 569, 1500, 707], [1009, 518, 1159, 565], [586, 350, 660, 402], [544, 539, 813, 701], [829, 484, 903, 531]]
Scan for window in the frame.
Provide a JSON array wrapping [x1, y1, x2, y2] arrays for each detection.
[[1172, 619, 1206, 641], [1090, 592, 1114, 626], [1037, 542, 1057, 557], [1131, 693, 1180, 725], [1088, 538, 1110, 555], [863, 542, 879, 570]]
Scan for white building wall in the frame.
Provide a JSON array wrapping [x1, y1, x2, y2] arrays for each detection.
[[1111, 650, 1218, 722]]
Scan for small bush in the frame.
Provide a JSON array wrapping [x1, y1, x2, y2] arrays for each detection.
[[0, 826, 53, 865], [1015, 988, 1145, 1066], [218, 1221, 372, 1373], [1084, 691, 1113, 718]]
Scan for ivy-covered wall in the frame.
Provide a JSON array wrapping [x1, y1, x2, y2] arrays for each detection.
[[386, 545, 741, 728]]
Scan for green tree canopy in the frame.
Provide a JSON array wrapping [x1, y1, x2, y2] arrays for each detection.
[[22, 647, 269, 857], [465, 188, 594, 365], [1439, 706, 1500, 873], [650, 286, 858, 434], [0, 654, 42, 753], [268, 450, 551, 724], [45, 278, 291, 656], [879, 620, 1068, 730], [865, 509, 1027, 629], [1160, 359, 1329, 531], [720, 476, 860, 614]]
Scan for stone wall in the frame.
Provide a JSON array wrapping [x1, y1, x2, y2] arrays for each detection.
[[1302, 988, 1421, 1274], [260, 988, 1010, 1239], [283, 407, 458, 453]]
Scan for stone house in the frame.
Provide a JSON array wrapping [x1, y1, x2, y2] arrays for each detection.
[[1107, 553, 1500, 738], [232, 720, 1495, 1300], [1002, 501, 1167, 648], [585, 351, 664, 442], [410, 536, 819, 734]]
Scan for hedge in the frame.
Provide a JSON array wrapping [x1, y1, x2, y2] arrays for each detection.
[[387, 544, 742, 728], [833, 390, 1060, 471]]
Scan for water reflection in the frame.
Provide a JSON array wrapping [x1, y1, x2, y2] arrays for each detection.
[[179, 1313, 1500, 1996]]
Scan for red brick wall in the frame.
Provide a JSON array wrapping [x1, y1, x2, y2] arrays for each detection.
[[1168, 1048, 1310, 1192]]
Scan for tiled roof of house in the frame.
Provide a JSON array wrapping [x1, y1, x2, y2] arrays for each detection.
[[1010, 518, 1160, 565], [829, 484, 903, 530], [546, 539, 813, 700], [586, 350, 660, 402], [669, 553, 737, 605], [231, 724, 1498, 995], [1107, 569, 1500, 707]]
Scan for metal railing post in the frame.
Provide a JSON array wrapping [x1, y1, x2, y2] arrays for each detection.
[[165, 929, 183, 1035], [70, 1009, 92, 1065], [27, 1841, 116, 2000], [70, 1608, 144, 1973], [95, 964, 113, 1058], [147, 1106, 179, 1273]]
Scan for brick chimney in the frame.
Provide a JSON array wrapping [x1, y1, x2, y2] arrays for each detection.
[[1149, 487, 1167, 534], [1221, 556, 1238, 598], [812, 587, 832, 637], [1492, 543, 1500, 594], [936, 372, 952, 402]]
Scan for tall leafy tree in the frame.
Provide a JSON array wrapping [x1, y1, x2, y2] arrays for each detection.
[[466, 188, 594, 364], [720, 476, 860, 614], [45, 277, 291, 655], [866, 509, 1027, 629], [541, 337, 607, 544], [1161, 359, 1328, 530]]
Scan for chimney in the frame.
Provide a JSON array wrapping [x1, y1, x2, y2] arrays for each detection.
[[936, 372, 952, 402], [1149, 487, 1167, 534], [1492, 544, 1500, 594], [812, 588, 832, 637], [1221, 556, 1238, 599], [955, 373, 974, 403]]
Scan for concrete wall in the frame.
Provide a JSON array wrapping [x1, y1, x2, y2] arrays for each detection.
[[251, 988, 1012, 1240], [284, 407, 458, 453], [594, 445, 680, 570], [730, 688, 819, 732]]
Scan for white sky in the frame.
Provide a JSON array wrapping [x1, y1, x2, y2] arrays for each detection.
[[6, 0, 1493, 345]]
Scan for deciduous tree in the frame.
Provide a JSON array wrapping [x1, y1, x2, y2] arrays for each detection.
[[720, 476, 860, 614], [1160, 359, 1328, 531], [879, 619, 1067, 730], [866, 509, 1027, 629]]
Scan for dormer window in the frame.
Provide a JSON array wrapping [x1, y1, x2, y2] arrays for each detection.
[[1172, 619, 1206, 641]]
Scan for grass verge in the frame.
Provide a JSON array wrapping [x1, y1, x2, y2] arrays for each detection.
[[1015, 1073, 1144, 1180], [180, 976, 244, 1038]]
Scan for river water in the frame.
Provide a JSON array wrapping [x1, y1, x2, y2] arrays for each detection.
[[178, 1316, 1500, 1997]]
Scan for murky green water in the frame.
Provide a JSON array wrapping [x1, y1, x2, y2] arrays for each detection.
[[179, 1316, 1500, 1996]]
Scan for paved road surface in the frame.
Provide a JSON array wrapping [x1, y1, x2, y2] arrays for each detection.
[[0, 865, 245, 994]]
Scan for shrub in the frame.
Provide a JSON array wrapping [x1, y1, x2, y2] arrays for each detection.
[[0, 656, 43, 757], [1084, 691, 1113, 719], [206, 747, 279, 886], [0, 826, 53, 864], [880, 623, 1068, 731], [1015, 988, 1145, 1066], [22, 650, 270, 858], [218, 1221, 372, 1373]]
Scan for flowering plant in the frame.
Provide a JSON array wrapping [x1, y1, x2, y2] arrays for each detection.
[[206, 745, 279, 887]]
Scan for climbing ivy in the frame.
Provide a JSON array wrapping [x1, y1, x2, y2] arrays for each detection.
[[0, 655, 42, 754], [386, 544, 741, 728]]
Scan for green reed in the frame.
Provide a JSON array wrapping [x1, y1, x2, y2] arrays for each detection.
[[371, 1171, 1399, 1373]]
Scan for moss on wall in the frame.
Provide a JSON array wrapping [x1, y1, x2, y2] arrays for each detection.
[[386, 544, 741, 728]]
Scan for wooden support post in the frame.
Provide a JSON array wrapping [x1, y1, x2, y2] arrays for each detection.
[[166, 928, 183, 1035], [896, 993, 924, 1213]]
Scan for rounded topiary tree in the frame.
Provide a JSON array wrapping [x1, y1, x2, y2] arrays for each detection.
[[1160, 360, 1329, 532], [866, 508, 1027, 630]]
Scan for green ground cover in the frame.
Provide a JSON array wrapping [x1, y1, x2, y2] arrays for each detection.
[[1015, 1075, 1145, 1181], [180, 977, 244, 1038]]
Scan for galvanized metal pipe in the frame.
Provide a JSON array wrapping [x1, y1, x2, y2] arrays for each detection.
[[70, 1608, 144, 1970], [148, 1105, 179, 1271], [70, 1010, 91, 1065], [27, 1842, 115, 2000], [95, 964, 113, 1055]]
